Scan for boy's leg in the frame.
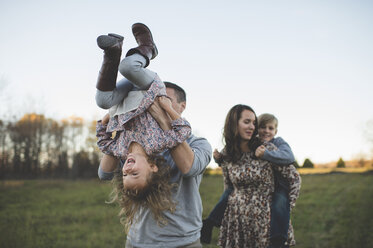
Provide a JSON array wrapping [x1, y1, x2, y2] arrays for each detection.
[[119, 23, 158, 89], [201, 187, 233, 244], [270, 183, 290, 248]]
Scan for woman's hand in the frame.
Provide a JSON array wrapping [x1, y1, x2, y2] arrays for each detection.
[[255, 145, 266, 158]]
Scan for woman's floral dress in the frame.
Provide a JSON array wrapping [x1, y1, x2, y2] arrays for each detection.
[[218, 143, 301, 248]]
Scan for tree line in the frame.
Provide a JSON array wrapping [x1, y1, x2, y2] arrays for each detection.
[[0, 113, 101, 179]]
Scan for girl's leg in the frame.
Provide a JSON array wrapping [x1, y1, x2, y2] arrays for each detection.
[[96, 33, 123, 92], [118, 23, 158, 90], [119, 54, 156, 90], [95, 78, 134, 109]]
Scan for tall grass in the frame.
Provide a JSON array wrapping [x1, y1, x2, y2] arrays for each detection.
[[1, 173, 372, 248]]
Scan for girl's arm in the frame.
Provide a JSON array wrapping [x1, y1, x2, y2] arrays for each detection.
[[148, 97, 194, 174], [157, 96, 195, 174], [158, 96, 181, 121], [96, 114, 120, 157]]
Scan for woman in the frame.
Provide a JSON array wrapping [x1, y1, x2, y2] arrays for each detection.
[[216, 104, 300, 248]]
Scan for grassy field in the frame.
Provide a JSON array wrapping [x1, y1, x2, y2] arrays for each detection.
[[1, 172, 372, 248]]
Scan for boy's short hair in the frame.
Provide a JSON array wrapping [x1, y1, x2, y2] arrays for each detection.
[[164, 81, 186, 103], [258, 113, 278, 128]]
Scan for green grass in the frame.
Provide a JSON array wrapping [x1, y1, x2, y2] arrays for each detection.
[[1, 173, 373, 248], [0, 180, 124, 248]]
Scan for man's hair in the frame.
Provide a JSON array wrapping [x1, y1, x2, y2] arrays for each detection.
[[164, 81, 186, 103], [258, 113, 278, 128]]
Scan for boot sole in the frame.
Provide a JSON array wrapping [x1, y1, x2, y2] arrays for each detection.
[[132, 23, 158, 59], [97, 34, 124, 50]]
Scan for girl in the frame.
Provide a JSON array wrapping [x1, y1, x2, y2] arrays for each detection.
[[95, 23, 191, 230]]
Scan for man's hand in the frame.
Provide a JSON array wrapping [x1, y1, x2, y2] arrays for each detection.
[[100, 154, 119, 173], [255, 145, 266, 158]]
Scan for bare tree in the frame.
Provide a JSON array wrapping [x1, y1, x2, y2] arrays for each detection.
[[364, 119, 373, 158], [7, 113, 46, 177]]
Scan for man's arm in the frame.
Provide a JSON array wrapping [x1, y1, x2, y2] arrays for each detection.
[[169, 141, 195, 174], [98, 154, 120, 180], [97, 114, 120, 180], [148, 98, 207, 174]]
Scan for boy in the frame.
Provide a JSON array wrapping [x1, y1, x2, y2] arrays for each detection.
[[255, 113, 295, 248], [202, 113, 296, 248]]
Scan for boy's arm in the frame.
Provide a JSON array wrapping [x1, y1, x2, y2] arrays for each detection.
[[262, 137, 295, 165]]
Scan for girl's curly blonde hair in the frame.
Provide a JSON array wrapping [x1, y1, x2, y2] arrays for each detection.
[[108, 154, 177, 232]]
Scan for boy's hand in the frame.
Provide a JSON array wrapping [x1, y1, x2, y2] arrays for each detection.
[[102, 113, 110, 125], [213, 149, 223, 163], [255, 145, 266, 158]]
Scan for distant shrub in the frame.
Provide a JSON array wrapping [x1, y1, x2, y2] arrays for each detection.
[[337, 157, 346, 168], [294, 160, 300, 168], [303, 158, 314, 168]]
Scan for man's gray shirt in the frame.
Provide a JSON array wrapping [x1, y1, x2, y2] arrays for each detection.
[[98, 134, 212, 247]]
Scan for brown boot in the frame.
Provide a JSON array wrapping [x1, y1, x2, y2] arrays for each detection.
[[96, 33, 124, 91], [125, 23, 158, 67]]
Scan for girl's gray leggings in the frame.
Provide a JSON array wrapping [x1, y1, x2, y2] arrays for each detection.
[[95, 54, 156, 109]]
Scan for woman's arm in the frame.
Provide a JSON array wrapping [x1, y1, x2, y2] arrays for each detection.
[[278, 164, 301, 209], [222, 163, 233, 191]]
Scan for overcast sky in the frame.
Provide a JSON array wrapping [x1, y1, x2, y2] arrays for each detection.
[[1, 0, 372, 167]]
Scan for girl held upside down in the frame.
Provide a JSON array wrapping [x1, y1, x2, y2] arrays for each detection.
[[95, 23, 191, 230]]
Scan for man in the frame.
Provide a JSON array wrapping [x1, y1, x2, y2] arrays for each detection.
[[98, 81, 212, 248]]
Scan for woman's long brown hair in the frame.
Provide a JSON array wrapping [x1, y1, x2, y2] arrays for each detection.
[[222, 104, 261, 163]]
